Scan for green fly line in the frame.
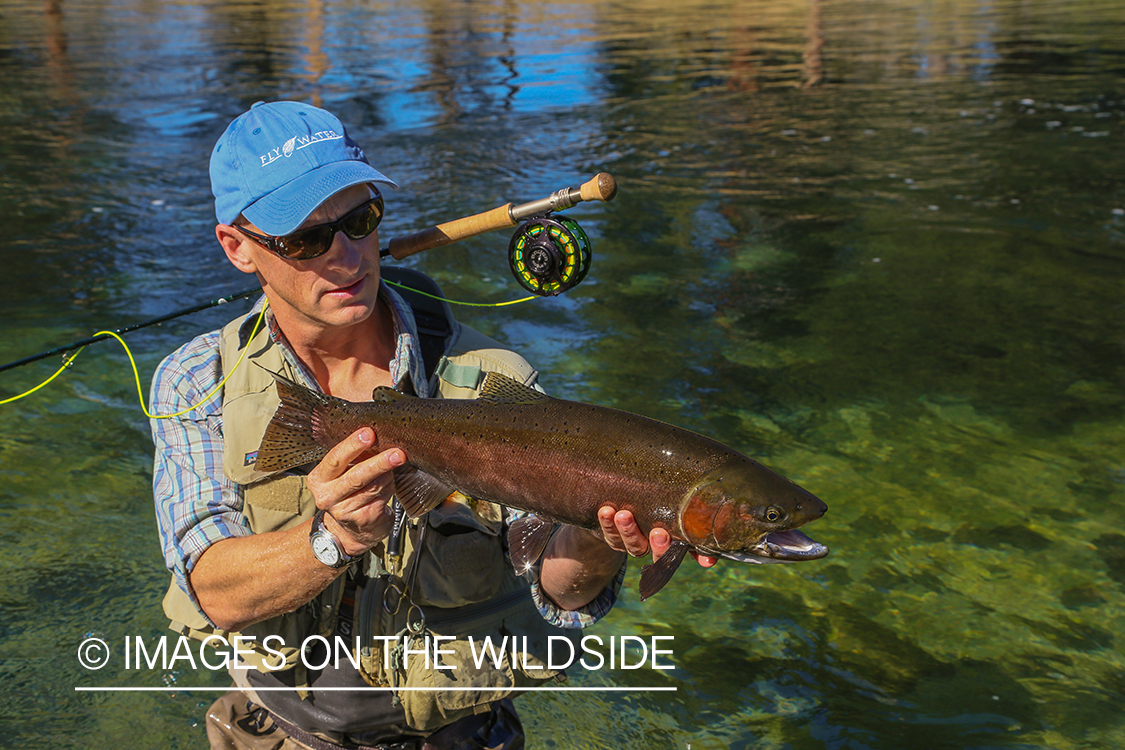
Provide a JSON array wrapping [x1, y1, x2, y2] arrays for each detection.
[[383, 279, 538, 308], [0, 284, 536, 413]]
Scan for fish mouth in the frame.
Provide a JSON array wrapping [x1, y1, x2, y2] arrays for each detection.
[[720, 529, 829, 565]]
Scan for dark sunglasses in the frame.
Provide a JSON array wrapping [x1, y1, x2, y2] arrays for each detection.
[[237, 192, 384, 260]]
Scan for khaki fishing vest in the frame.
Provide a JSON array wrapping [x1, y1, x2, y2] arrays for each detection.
[[161, 280, 574, 731]]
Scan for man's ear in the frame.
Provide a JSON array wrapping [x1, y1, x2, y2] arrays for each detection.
[[216, 224, 257, 274]]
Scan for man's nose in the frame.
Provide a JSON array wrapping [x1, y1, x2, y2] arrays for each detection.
[[326, 230, 367, 268]]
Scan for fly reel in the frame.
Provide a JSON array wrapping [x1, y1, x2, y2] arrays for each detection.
[[507, 213, 592, 297]]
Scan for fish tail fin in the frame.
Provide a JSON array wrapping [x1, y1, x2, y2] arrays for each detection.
[[507, 516, 556, 575], [255, 374, 370, 473], [639, 539, 691, 601]]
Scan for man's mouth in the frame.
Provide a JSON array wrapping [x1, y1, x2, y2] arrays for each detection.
[[328, 275, 366, 296]]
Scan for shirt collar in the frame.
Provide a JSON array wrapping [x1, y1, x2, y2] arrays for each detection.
[[237, 282, 430, 398], [380, 280, 431, 398]]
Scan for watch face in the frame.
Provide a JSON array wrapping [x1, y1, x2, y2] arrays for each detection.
[[311, 533, 341, 566]]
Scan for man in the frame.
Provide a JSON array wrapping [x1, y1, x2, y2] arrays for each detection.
[[150, 101, 712, 750]]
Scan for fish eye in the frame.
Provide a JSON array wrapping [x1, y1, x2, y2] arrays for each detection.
[[764, 506, 784, 523]]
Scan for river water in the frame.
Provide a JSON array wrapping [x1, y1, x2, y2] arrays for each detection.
[[1, 0, 1123, 747]]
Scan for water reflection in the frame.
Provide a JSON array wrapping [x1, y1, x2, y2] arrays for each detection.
[[1, 0, 1123, 748]]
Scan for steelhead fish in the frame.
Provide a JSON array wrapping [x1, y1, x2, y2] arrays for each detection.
[[256, 373, 829, 600]]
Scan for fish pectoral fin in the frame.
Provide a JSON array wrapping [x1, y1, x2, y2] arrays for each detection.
[[507, 516, 556, 575], [477, 372, 549, 404], [392, 466, 453, 518], [639, 539, 692, 601]]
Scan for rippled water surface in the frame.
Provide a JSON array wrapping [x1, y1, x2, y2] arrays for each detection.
[[1, 0, 1123, 747]]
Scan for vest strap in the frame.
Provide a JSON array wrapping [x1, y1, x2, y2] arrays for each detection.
[[434, 359, 482, 390]]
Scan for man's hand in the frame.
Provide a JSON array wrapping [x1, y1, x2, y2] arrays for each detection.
[[539, 506, 719, 612], [191, 432, 405, 631], [596, 507, 718, 567], [305, 427, 404, 557]]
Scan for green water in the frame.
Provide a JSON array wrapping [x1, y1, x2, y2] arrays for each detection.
[[1, 0, 1123, 747]]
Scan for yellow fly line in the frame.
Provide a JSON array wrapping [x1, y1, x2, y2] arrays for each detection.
[[0, 303, 268, 419], [0, 349, 86, 406], [0, 282, 537, 413]]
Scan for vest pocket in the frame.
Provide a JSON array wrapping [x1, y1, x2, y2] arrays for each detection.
[[411, 526, 507, 607], [396, 603, 573, 732], [400, 634, 518, 731]]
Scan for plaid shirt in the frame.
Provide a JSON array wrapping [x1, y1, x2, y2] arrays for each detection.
[[149, 281, 621, 630]]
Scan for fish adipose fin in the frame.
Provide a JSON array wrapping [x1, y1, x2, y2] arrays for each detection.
[[639, 539, 692, 601], [507, 516, 556, 575], [393, 466, 453, 519], [371, 385, 405, 403], [478, 372, 549, 404]]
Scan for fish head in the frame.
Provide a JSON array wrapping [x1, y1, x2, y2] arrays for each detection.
[[679, 463, 829, 564]]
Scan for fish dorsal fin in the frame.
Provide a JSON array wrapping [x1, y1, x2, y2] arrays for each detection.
[[372, 386, 405, 403], [477, 372, 548, 404]]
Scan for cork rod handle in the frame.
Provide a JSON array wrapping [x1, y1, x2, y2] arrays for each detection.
[[385, 173, 617, 261], [386, 204, 515, 260]]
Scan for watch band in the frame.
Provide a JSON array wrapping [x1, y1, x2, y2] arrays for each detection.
[[310, 509, 361, 569]]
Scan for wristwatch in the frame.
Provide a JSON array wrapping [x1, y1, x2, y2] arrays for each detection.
[[309, 510, 361, 569]]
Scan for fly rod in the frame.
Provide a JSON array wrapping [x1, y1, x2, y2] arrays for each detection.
[[0, 173, 618, 374], [0, 288, 261, 375]]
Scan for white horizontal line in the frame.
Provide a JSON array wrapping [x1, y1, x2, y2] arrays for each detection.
[[75, 686, 676, 692]]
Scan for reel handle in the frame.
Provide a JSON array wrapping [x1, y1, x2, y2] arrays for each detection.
[[385, 172, 617, 260], [581, 172, 618, 203]]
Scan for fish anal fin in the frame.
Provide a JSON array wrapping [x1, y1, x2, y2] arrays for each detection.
[[478, 372, 549, 404], [639, 539, 692, 601], [393, 466, 452, 518], [507, 516, 556, 575]]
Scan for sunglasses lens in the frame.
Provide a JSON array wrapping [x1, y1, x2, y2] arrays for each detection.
[[342, 199, 383, 240], [275, 227, 334, 260], [265, 194, 384, 260]]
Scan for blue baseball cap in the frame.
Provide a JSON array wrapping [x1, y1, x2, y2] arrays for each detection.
[[210, 101, 397, 235]]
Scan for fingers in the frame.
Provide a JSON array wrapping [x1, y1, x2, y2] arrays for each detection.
[[313, 428, 383, 482], [689, 551, 719, 568], [337, 446, 404, 502], [309, 428, 403, 505], [306, 428, 406, 554], [648, 526, 671, 561], [596, 505, 719, 569], [597, 508, 649, 557], [598, 507, 648, 557]]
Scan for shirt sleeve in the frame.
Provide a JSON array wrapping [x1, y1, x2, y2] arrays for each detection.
[[149, 331, 251, 622], [506, 509, 626, 629]]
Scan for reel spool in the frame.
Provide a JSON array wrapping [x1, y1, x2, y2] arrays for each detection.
[[507, 214, 592, 297]]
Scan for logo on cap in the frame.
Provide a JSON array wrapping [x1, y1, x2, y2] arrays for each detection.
[[260, 130, 343, 168]]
